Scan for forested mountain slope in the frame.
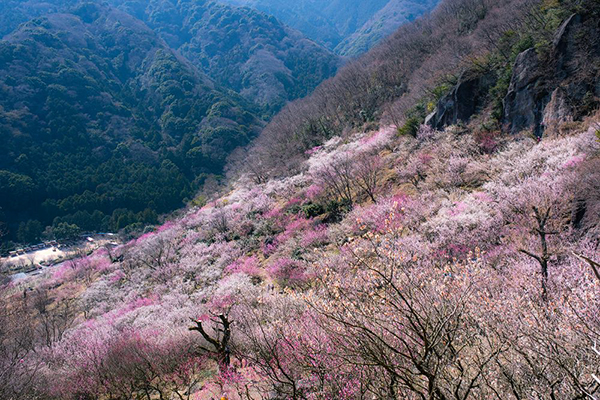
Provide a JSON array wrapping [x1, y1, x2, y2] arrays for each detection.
[[0, 0, 341, 245], [109, 0, 341, 112], [220, 0, 440, 54], [0, 3, 261, 241], [335, 0, 440, 55], [1, 0, 340, 112], [0, 0, 78, 38]]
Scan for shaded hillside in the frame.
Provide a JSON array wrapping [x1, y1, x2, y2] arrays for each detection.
[[0, 0, 78, 38], [109, 0, 341, 113], [221, 0, 440, 54], [335, 0, 440, 56], [0, 3, 260, 242]]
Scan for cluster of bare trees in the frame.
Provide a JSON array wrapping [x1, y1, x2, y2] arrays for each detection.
[[229, 228, 599, 399], [312, 151, 383, 206], [0, 296, 39, 400]]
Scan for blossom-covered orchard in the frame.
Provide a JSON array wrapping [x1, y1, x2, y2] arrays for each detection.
[[1, 120, 599, 399]]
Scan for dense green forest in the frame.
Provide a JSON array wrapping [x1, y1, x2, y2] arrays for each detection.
[[221, 0, 440, 54], [109, 0, 341, 113], [1, 0, 341, 113], [0, 0, 78, 38], [0, 3, 261, 246]]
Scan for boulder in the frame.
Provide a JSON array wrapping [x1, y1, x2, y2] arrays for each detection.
[[553, 14, 583, 79]]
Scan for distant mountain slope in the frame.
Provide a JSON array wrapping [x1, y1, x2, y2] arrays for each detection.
[[0, 2, 261, 240], [335, 0, 440, 56], [109, 0, 340, 112], [0, 0, 78, 38], [2, 0, 341, 113], [220, 0, 388, 49], [220, 0, 440, 54]]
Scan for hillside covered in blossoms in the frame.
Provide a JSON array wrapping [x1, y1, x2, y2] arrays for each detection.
[[1, 0, 600, 399]]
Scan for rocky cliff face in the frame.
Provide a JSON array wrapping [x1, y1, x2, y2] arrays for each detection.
[[503, 13, 600, 136], [503, 47, 547, 136], [427, 13, 599, 136], [425, 71, 496, 130]]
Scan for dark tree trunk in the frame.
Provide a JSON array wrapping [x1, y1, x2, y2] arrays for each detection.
[[189, 314, 232, 368]]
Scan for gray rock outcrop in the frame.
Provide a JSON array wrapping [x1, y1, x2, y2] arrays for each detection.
[[503, 13, 599, 136], [426, 71, 495, 129], [502, 48, 547, 136], [428, 13, 599, 136]]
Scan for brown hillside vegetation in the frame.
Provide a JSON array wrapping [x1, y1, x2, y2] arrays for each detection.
[[242, 0, 599, 178]]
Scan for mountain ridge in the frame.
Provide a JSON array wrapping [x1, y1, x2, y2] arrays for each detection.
[[107, 0, 341, 112], [220, 0, 440, 54]]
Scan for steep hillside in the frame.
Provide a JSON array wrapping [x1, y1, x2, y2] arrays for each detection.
[[1, 1, 600, 399], [3, 103, 599, 399], [0, 3, 261, 242], [109, 0, 341, 112], [221, 0, 440, 54], [0, 0, 78, 38], [243, 0, 600, 177], [335, 0, 440, 55]]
